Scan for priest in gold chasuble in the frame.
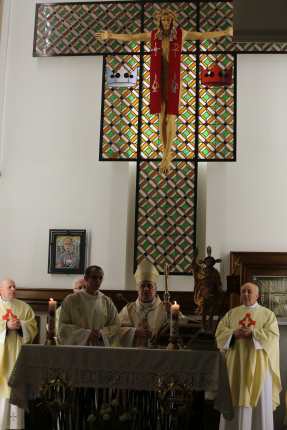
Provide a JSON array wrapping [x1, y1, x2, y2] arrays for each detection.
[[215, 282, 281, 430], [119, 259, 169, 347], [58, 265, 120, 346], [0, 279, 37, 430]]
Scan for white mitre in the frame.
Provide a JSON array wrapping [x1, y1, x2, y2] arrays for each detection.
[[134, 259, 159, 284]]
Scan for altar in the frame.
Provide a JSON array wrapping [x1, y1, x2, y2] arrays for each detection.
[[9, 345, 233, 430]]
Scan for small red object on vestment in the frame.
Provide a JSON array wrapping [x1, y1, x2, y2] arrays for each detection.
[[239, 312, 256, 328], [2, 308, 18, 321]]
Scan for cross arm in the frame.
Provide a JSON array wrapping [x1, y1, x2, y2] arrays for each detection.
[[95, 31, 151, 43], [183, 27, 233, 42]]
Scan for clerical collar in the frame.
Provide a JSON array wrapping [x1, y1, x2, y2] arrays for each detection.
[[243, 302, 258, 309], [138, 296, 157, 309], [0, 296, 12, 304], [82, 289, 99, 298]]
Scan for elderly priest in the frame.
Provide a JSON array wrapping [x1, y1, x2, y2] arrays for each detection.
[[215, 282, 281, 430], [58, 265, 120, 346], [119, 259, 170, 347], [0, 279, 37, 430]]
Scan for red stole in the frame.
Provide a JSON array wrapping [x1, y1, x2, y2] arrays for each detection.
[[150, 27, 182, 115]]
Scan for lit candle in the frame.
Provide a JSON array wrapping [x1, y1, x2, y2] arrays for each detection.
[[170, 301, 180, 315], [170, 301, 180, 338], [47, 298, 57, 343], [48, 298, 57, 315]]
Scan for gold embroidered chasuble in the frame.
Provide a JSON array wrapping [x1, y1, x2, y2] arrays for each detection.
[[215, 304, 281, 410], [0, 298, 37, 398], [119, 296, 169, 347], [58, 290, 120, 346]]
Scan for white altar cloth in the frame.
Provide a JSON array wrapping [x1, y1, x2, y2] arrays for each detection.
[[9, 345, 234, 420]]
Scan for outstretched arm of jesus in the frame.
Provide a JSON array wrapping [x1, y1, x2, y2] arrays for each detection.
[[96, 31, 151, 43], [183, 27, 233, 42]]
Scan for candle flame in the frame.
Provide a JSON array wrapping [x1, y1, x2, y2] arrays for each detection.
[[174, 301, 177, 305], [49, 298, 54, 301]]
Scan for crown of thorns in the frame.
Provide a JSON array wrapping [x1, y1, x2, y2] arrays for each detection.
[[153, 8, 177, 26]]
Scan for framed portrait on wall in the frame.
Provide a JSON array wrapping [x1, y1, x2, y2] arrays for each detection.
[[48, 229, 86, 274], [253, 276, 287, 318], [230, 252, 287, 320]]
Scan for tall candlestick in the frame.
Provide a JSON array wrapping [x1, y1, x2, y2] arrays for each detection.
[[164, 264, 170, 304], [46, 298, 57, 345], [167, 301, 180, 350]]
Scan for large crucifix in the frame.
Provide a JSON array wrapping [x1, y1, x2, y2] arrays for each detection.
[[96, 7, 232, 174], [33, 1, 287, 274]]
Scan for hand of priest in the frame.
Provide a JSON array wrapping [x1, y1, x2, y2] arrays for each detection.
[[240, 327, 252, 338], [7, 318, 21, 331], [87, 329, 102, 345], [135, 328, 152, 338], [234, 327, 252, 339]]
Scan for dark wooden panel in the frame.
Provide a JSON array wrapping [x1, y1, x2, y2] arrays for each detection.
[[230, 252, 287, 284], [16, 288, 196, 315]]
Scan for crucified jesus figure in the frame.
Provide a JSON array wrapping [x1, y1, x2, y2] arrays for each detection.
[[96, 8, 232, 174]]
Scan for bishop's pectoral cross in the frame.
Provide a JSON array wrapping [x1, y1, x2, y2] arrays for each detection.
[[33, 1, 287, 274]]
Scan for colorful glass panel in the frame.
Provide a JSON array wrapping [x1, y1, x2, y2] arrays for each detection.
[[34, 3, 142, 56], [198, 53, 235, 160], [136, 161, 196, 274], [101, 55, 140, 160]]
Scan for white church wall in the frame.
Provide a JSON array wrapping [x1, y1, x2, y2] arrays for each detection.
[[1, 1, 287, 293], [206, 55, 287, 286], [0, 0, 130, 289]]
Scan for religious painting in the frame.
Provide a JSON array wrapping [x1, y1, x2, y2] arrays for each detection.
[[253, 276, 287, 318], [48, 229, 86, 274]]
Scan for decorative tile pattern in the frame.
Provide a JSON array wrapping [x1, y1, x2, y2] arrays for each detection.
[[234, 41, 287, 53], [136, 161, 196, 274], [140, 54, 196, 160], [101, 55, 140, 160], [198, 53, 235, 160], [34, 1, 287, 55], [34, 3, 142, 56], [200, 1, 287, 53], [199, 1, 234, 52]]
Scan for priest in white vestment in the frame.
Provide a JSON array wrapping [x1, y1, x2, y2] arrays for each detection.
[[0, 279, 37, 430], [58, 265, 120, 346], [215, 282, 281, 430], [119, 259, 169, 347]]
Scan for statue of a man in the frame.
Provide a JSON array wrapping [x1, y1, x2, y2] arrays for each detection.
[[96, 8, 233, 174], [192, 246, 224, 331]]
